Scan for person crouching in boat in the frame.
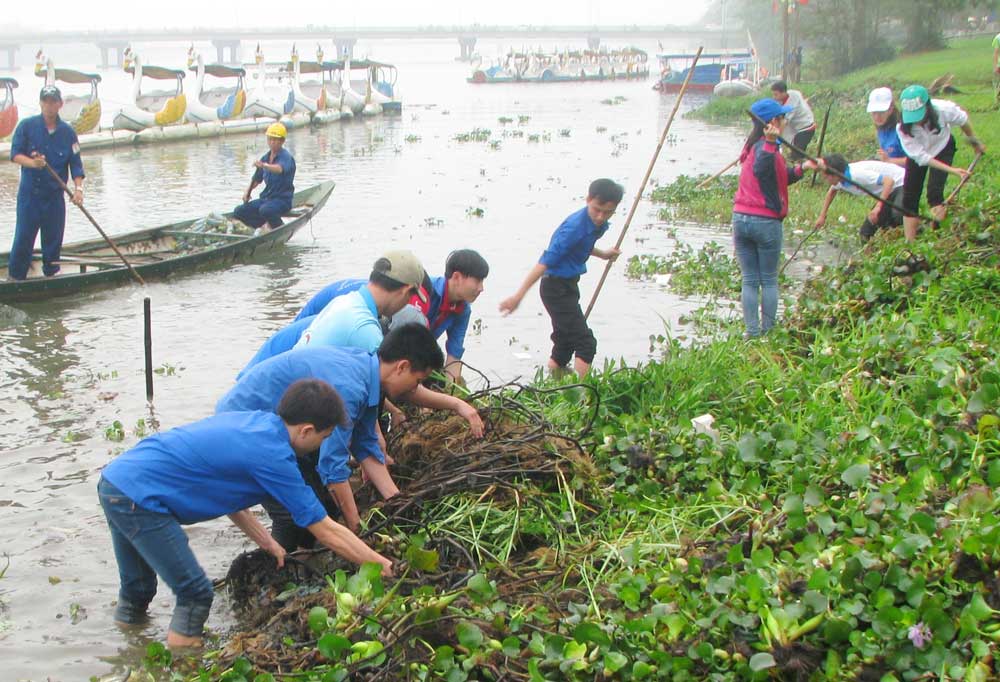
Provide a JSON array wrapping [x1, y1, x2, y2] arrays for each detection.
[[234, 122, 296, 230], [812, 153, 905, 242], [896, 85, 985, 241]]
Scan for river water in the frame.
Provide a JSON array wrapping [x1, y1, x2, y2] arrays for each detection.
[[0, 37, 745, 680]]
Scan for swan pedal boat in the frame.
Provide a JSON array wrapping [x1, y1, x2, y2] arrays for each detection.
[[0, 78, 18, 140], [0, 181, 334, 302]]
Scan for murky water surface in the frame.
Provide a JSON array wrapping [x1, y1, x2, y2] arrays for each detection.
[[0, 37, 748, 680]]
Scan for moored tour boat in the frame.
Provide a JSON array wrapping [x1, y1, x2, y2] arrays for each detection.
[[0, 181, 335, 302], [654, 50, 754, 93], [469, 47, 648, 83]]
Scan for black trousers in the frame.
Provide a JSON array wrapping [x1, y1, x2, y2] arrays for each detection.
[[789, 127, 816, 160], [261, 449, 342, 551], [902, 136, 956, 213], [539, 275, 597, 366], [859, 187, 904, 242]]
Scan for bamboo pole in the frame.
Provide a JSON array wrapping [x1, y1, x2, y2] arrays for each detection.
[[697, 157, 740, 190], [584, 46, 704, 319]]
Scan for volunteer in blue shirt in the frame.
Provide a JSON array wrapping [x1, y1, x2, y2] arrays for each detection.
[[391, 249, 489, 384], [98, 379, 392, 649], [217, 324, 444, 542], [234, 122, 295, 229], [499, 179, 623, 379], [8, 85, 85, 280], [294, 277, 367, 321], [866, 87, 906, 167]]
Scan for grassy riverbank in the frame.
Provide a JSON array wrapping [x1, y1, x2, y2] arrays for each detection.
[[127, 38, 1000, 682]]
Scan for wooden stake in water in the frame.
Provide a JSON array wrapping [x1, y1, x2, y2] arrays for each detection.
[[584, 46, 704, 320], [144, 297, 153, 401]]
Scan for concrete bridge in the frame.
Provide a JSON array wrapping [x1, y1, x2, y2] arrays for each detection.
[[0, 24, 738, 69]]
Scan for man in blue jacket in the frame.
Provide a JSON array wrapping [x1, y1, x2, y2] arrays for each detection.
[[99, 379, 392, 649], [234, 122, 295, 229], [8, 85, 85, 280]]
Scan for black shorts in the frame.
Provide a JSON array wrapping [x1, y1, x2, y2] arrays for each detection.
[[539, 275, 597, 366], [789, 127, 816, 160], [859, 186, 904, 241], [902, 136, 956, 213]]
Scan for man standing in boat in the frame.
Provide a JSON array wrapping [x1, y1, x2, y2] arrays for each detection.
[[7, 85, 84, 281], [234, 122, 295, 230]]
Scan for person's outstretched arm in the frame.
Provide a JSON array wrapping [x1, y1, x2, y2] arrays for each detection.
[[308, 516, 393, 576], [499, 263, 546, 315]]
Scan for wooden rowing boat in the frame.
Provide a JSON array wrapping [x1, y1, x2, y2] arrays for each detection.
[[0, 181, 334, 302]]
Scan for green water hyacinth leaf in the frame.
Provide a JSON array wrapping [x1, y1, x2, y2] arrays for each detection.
[[604, 651, 628, 673], [456, 621, 484, 649], [308, 606, 329, 634], [841, 463, 871, 488], [405, 546, 440, 572], [573, 622, 611, 646], [317, 633, 352, 660], [749, 652, 777, 671]]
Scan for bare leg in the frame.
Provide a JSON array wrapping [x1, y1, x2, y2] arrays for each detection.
[[930, 204, 947, 223], [166, 629, 203, 649], [573, 357, 591, 380], [903, 216, 919, 241]]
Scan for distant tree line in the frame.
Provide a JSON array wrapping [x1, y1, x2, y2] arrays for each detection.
[[703, 0, 1000, 77]]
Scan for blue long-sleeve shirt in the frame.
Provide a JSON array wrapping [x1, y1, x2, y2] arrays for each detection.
[[217, 346, 383, 485], [538, 207, 609, 278], [11, 115, 84, 199], [294, 278, 367, 321], [253, 147, 296, 203], [238, 315, 316, 379], [425, 276, 471, 359]]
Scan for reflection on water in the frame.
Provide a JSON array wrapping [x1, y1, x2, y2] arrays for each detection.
[[0, 38, 747, 680]]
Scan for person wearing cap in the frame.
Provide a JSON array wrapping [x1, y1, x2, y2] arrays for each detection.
[[294, 277, 368, 321], [769, 80, 815, 160], [390, 249, 490, 384], [217, 325, 444, 540], [233, 122, 295, 230], [99, 379, 393, 649], [7, 85, 85, 281], [731, 98, 813, 338], [499, 179, 623, 379], [296, 250, 485, 436], [896, 85, 986, 241], [866, 87, 906, 168], [812, 153, 905, 242]]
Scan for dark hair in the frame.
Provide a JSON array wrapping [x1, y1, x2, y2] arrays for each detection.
[[445, 249, 490, 280], [277, 379, 348, 431], [770, 80, 788, 94], [900, 103, 941, 138], [587, 178, 624, 204], [741, 120, 767, 158], [822, 153, 848, 176], [378, 323, 444, 372], [875, 106, 898, 132]]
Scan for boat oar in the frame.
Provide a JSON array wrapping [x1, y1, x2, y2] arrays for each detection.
[[809, 101, 834, 187], [43, 161, 145, 285], [696, 157, 740, 190], [584, 46, 704, 319], [746, 110, 934, 224]]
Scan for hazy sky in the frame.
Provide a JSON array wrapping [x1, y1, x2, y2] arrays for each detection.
[[6, 0, 709, 31]]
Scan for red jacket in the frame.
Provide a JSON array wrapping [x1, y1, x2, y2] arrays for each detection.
[[733, 139, 803, 219]]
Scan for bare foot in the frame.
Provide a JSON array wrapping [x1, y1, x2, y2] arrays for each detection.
[[166, 629, 204, 649]]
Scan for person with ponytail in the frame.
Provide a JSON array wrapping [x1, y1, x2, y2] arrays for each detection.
[[896, 85, 985, 241], [731, 98, 815, 338]]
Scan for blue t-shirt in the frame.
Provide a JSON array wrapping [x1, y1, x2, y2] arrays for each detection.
[[426, 276, 471, 360], [217, 347, 383, 485], [238, 315, 316, 379], [254, 147, 296, 203], [295, 278, 367, 321], [101, 411, 327, 527], [11, 114, 85, 199], [538, 206, 609, 278], [876, 126, 905, 161], [295, 287, 383, 352]]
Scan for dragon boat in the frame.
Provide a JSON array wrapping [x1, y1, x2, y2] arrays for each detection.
[[34, 50, 102, 134], [113, 46, 187, 131]]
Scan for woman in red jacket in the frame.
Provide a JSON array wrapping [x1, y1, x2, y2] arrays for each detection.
[[732, 98, 812, 338]]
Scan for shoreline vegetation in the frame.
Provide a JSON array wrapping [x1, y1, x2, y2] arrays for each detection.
[[128, 37, 1000, 682]]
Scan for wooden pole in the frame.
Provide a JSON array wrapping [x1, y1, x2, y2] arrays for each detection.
[[697, 157, 741, 190], [810, 102, 834, 187], [144, 297, 154, 401], [43, 162, 145, 286], [584, 46, 704, 320], [781, 0, 790, 81]]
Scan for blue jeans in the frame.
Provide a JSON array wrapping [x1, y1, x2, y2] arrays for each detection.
[[98, 478, 214, 637], [732, 213, 783, 337]]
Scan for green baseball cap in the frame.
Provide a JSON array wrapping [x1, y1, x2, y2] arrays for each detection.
[[899, 85, 929, 124]]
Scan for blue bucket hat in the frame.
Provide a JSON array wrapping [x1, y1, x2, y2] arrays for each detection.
[[750, 98, 794, 124]]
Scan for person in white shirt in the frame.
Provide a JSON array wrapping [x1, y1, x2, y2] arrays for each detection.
[[896, 85, 985, 241], [770, 80, 815, 160], [813, 154, 906, 242]]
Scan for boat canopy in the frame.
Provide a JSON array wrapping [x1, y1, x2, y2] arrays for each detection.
[[0, 78, 18, 88], [657, 51, 752, 61], [347, 59, 396, 70], [288, 60, 325, 74], [198, 64, 245, 78], [39, 68, 101, 84], [126, 65, 185, 80]]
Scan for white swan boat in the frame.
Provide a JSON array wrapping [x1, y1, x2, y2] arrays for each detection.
[[469, 47, 648, 83], [113, 47, 187, 131], [242, 44, 295, 120], [185, 46, 247, 123], [345, 58, 400, 115], [0, 78, 17, 140], [35, 50, 102, 134]]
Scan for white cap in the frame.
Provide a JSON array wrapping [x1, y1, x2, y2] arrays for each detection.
[[866, 87, 893, 113]]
